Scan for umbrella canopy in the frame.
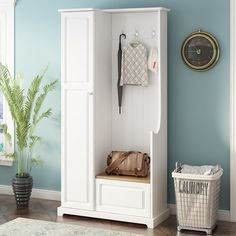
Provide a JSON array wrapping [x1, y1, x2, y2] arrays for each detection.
[[117, 33, 126, 114]]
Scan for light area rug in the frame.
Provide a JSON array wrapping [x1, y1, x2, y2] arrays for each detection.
[[0, 218, 142, 236]]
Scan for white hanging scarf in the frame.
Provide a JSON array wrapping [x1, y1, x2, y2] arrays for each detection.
[[120, 43, 149, 87], [148, 47, 158, 73]]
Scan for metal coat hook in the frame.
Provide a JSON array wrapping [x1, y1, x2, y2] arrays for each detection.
[[152, 30, 156, 38]]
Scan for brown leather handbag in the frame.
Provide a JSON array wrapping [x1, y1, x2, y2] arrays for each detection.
[[105, 151, 150, 177]]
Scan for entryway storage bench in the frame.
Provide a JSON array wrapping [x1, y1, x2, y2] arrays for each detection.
[[58, 7, 170, 228]]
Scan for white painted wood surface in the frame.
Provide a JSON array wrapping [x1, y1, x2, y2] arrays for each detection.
[[111, 12, 160, 152], [59, 8, 170, 13], [230, 0, 236, 222], [151, 10, 168, 218], [61, 12, 94, 210], [59, 7, 169, 228], [96, 179, 150, 217], [0, 0, 14, 165], [58, 206, 169, 228], [64, 90, 91, 206], [93, 12, 112, 176]]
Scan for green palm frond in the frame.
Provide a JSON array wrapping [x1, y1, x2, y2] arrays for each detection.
[[34, 108, 52, 126], [0, 63, 57, 176], [33, 80, 57, 125], [25, 75, 43, 123], [29, 155, 43, 172], [29, 135, 41, 152], [16, 121, 31, 150], [24, 65, 49, 125]]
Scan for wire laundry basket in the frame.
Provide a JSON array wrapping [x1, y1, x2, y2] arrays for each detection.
[[172, 166, 223, 235]]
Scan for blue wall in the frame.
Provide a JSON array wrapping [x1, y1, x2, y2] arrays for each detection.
[[0, 0, 230, 209]]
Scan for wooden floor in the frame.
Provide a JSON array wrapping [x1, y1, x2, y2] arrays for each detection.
[[0, 194, 235, 235]]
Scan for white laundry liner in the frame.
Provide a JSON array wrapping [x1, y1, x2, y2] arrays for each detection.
[[172, 168, 223, 234]]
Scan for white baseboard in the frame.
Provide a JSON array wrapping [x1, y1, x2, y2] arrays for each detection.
[[153, 208, 170, 227], [168, 204, 230, 222], [0, 184, 61, 201], [31, 188, 61, 201], [0, 185, 230, 222]]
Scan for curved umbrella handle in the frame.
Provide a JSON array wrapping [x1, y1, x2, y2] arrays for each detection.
[[119, 34, 126, 51], [119, 33, 126, 43]]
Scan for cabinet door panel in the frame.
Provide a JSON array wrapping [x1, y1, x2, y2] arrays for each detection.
[[62, 12, 93, 87], [96, 179, 150, 217], [62, 89, 93, 209]]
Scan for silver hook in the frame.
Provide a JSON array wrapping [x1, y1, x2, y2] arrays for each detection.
[[152, 30, 156, 38], [134, 29, 139, 38]]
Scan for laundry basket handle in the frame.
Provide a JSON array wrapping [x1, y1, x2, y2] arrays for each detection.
[[175, 162, 182, 173]]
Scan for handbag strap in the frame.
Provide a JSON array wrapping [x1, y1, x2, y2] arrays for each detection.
[[105, 151, 133, 175]]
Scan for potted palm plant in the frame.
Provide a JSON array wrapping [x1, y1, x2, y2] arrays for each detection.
[[0, 64, 57, 208]]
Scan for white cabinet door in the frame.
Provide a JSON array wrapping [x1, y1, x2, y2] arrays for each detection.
[[61, 11, 94, 90], [96, 179, 150, 217], [62, 89, 94, 210], [61, 12, 94, 210]]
